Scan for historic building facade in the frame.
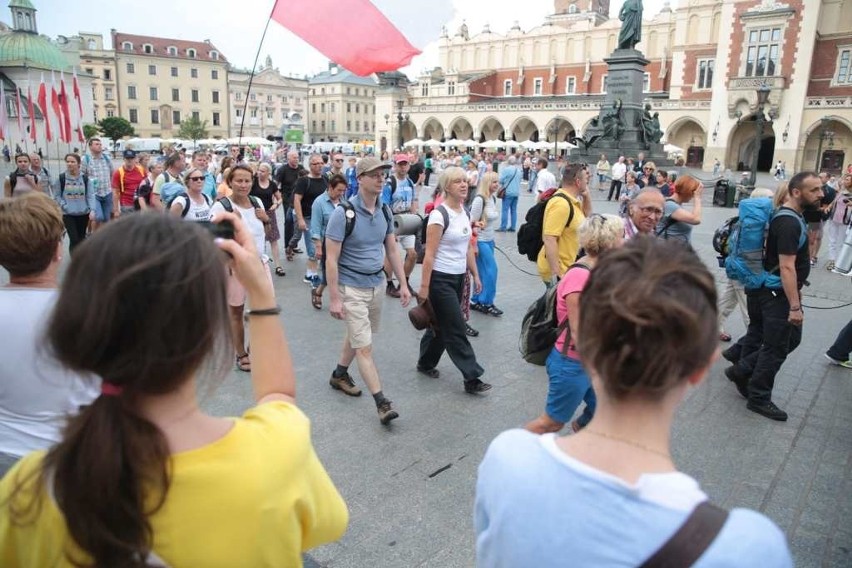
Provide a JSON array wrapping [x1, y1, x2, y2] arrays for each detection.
[[308, 63, 378, 144], [228, 56, 308, 140], [383, 0, 852, 174]]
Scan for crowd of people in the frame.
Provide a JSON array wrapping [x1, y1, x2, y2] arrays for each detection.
[[3, 137, 850, 566]]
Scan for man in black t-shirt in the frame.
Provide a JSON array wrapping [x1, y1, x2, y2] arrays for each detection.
[[725, 172, 824, 421], [275, 150, 307, 249], [288, 153, 328, 287], [802, 172, 836, 266]]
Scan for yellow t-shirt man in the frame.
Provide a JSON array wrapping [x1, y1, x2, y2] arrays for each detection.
[[537, 189, 585, 282], [0, 401, 348, 567]]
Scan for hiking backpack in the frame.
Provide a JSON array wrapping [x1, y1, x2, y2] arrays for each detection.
[[519, 262, 590, 365], [167, 192, 213, 218], [516, 189, 574, 262], [724, 197, 807, 290], [712, 215, 739, 258], [159, 172, 186, 208], [340, 199, 393, 241], [217, 195, 264, 214]]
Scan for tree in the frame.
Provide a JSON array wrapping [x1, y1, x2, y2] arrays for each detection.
[[82, 123, 99, 140], [96, 117, 135, 152], [177, 116, 209, 144]]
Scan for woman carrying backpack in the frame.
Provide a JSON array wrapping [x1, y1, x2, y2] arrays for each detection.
[[54, 153, 95, 253], [417, 167, 491, 394], [656, 175, 703, 247], [525, 214, 624, 434], [168, 168, 212, 222]]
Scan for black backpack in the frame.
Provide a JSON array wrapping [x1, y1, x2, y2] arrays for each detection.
[[217, 195, 264, 214], [713, 215, 739, 258], [58, 173, 90, 198], [419, 204, 450, 244], [168, 192, 212, 218], [340, 199, 393, 241], [516, 189, 574, 262]]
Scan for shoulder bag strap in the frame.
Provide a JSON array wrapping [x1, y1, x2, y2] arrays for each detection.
[[638, 502, 729, 568]]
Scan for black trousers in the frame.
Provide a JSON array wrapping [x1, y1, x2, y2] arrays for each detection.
[[63, 214, 89, 253], [827, 319, 852, 361], [283, 206, 295, 247], [607, 180, 622, 201], [732, 288, 802, 403], [418, 271, 484, 381]]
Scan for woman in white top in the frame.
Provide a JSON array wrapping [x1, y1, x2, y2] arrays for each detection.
[[169, 168, 212, 222], [0, 193, 98, 476], [209, 165, 270, 372], [417, 166, 490, 394], [470, 171, 502, 316], [595, 153, 611, 191]]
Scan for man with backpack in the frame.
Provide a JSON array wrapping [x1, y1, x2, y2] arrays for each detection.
[[724, 172, 824, 421], [384, 154, 419, 297], [275, 150, 307, 250], [150, 153, 186, 211], [112, 150, 146, 217], [81, 137, 114, 230]]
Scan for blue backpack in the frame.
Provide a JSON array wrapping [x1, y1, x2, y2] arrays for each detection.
[[159, 172, 185, 208], [724, 197, 807, 290]]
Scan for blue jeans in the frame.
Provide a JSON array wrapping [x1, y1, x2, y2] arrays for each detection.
[[545, 348, 595, 426], [93, 193, 113, 223], [500, 196, 518, 231], [472, 240, 498, 305], [288, 216, 316, 260]]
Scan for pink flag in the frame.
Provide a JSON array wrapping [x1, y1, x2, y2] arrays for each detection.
[[50, 72, 65, 142], [37, 74, 51, 143], [59, 72, 72, 144], [271, 0, 420, 76], [14, 87, 23, 140], [27, 85, 36, 142], [0, 86, 7, 140]]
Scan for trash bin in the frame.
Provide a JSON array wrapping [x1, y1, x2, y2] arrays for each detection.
[[726, 183, 736, 208], [713, 180, 732, 207]]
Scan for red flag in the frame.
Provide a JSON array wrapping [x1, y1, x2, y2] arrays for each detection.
[[27, 85, 36, 142], [0, 86, 7, 140], [14, 87, 23, 140], [59, 72, 72, 144], [271, 0, 420, 76], [50, 72, 64, 142], [37, 74, 51, 142], [72, 70, 85, 142]]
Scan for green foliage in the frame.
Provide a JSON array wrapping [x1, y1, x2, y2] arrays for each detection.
[[177, 116, 209, 142], [96, 117, 135, 148], [82, 123, 99, 140]]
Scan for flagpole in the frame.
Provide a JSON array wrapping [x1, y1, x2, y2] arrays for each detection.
[[238, 0, 279, 147]]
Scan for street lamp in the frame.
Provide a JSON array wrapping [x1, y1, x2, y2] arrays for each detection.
[[396, 99, 409, 151], [745, 83, 771, 189], [814, 117, 834, 172], [549, 119, 561, 159]]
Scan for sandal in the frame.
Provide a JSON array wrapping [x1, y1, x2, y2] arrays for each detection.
[[465, 324, 479, 337], [464, 378, 493, 394], [311, 289, 323, 310], [285, 247, 295, 262], [275, 266, 286, 277], [417, 366, 440, 378], [719, 332, 732, 342], [826, 261, 836, 271], [235, 352, 251, 372]]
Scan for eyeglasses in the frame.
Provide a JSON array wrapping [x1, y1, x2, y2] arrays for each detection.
[[360, 171, 384, 179], [637, 206, 664, 216], [188, 176, 205, 182], [334, 159, 344, 162]]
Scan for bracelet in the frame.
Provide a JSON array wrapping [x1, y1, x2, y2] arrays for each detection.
[[789, 306, 801, 312], [244, 305, 282, 319]]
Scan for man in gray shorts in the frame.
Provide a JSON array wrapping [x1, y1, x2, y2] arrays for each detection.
[[325, 156, 412, 425]]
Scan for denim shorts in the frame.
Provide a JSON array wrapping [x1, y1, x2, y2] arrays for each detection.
[[93, 193, 113, 223], [545, 347, 596, 426]]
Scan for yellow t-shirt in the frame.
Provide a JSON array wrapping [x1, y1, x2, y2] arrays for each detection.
[[0, 401, 348, 567], [537, 190, 585, 281]]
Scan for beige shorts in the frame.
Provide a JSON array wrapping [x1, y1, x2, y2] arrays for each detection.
[[341, 284, 383, 349], [227, 262, 272, 307]]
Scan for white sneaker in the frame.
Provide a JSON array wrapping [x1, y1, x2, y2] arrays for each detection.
[[824, 353, 852, 369]]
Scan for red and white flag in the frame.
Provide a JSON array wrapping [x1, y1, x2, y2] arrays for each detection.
[[0, 85, 7, 140], [14, 86, 23, 140], [72, 69, 85, 142], [37, 73, 51, 142], [27, 84, 36, 142], [50, 71, 65, 142], [59, 71, 72, 144], [271, 0, 420, 76]]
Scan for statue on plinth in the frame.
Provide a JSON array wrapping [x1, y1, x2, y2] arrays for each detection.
[[618, 0, 643, 50], [638, 103, 663, 146], [600, 99, 624, 142]]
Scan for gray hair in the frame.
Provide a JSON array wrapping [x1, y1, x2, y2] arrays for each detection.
[[507, 155, 517, 165], [579, 214, 624, 257], [630, 187, 665, 202]]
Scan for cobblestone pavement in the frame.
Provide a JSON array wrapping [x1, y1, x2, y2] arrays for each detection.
[[2, 167, 850, 567]]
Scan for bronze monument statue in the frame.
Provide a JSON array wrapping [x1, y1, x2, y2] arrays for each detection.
[[618, 0, 643, 50]]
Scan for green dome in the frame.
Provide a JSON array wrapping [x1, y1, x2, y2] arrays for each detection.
[[8, 0, 36, 9], [0, 32, 68, 71]]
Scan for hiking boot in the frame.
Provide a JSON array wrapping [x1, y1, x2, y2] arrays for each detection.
[[746, 400, 788, 421], [329, 372, 362, 397], [464, 378, 493, 394], [377, 400, 399, 425], [721, 345, 741, 364], [386, 282, 400, 298], [724, 366, 749, 399]]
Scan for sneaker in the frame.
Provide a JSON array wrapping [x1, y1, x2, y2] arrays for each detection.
[[386, 282, 400, 298], [746, 400, 788, 421], [329, 372, 362, 397], [311, 274, 322, 289], [465, 324, 479, 337], [377, 400, 399, 424], [464, 378, 493, 394], [724, 366, 749, 399], [825, 353, 852, 368], [302, 274, 313, 285], [470, 302, 486, 313]]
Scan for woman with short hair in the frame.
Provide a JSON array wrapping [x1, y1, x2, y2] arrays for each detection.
[[167, 168, 212, 222], [656, 175, 703, 246], [54, 153, 96, 252], [595, 153, 610, 191], [251, 162, 285, 276], [477, 237, 792, 567]]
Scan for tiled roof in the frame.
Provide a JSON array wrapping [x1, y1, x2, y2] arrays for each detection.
[[309, 67, 377, 86], [111, 31, 227, 63]]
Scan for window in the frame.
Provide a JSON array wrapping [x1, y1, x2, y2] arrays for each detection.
[[104, 87, 114, 101], [267, 110, 273, 119], [267, 94, 273, 102], [192, 111, 200, 121], [212, 112, 220, 126], [103, 69, 111, 80], [448, 81, 456, 95], [149, 87, 158, 100], [92, 85, 96, 100], [331, 103, 335, 112], [321, 120, 326, 130], [321, 88, 325, 95], [172, 88, 180, 102], [347, 102, 351, 113], [143, 44, 153, 54], [106, 109, 115, 118], [602, 75, 608, 93], [251, 109, 257, 118], [568, 3, 578, 13], [312, 120, 316, 131], [191, 89, 199, 103], [151, 109, 159, 124], [83, 67, 93, 76], [355, 122, 360, 132], [172, 110, 181, 125], [212, 91, 220, 104], [696, 59, 715, 89], [211, 70, 219, 80], [321, 103, 326, 112], [129, 109, 138, 123], [331, 120, 336, 131], [347, 120, 351, 131], [503, 79, 512, 96], [421, 82, 429, 96], [346, 87, 351, 95], [93, 109, 99, 121], [355, 103, 360, 113], [122, 41, 133, 51], [191, 68, 198, 79], [87, 39, 96, 49], [126, 62, 135, 74], [250, 93, 256, 101], [566, 76, 576, 94], [533, 78, 543, 96], [210, 50, 219, 60], [171, 67, 178, 77], [236, 108, 242, 117], [148, 64, 156, 75], [236, 92, 243, 101], [643, 73, 651, 93], [127, 85, 137, 99], [745, 27, 781, 77], [187, 48, 196, 58], [835, 49, 852, 85]]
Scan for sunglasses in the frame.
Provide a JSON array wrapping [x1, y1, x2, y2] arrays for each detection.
[[188, 176, 205, 182], [334, 159, 344, 162]]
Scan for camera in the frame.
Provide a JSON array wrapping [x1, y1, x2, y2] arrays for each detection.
[[199, 220, 235, 240]]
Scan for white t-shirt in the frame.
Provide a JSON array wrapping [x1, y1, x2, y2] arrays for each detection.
[[534, 169, 557, 195], [0, 289, 99, 458], [172, 193, 212, 222], [210, 199, 266, 259], [429, 204, 471, 275], [611, 161, 627, 182]]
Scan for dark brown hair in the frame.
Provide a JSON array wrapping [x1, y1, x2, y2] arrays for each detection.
[[226, 164, 254, 185], [64, 152, 81, 164], [0, 192, 64, 277], [328, 173, 347, 189], [577, 237, 718, 401], [9, 214, 231, 566]]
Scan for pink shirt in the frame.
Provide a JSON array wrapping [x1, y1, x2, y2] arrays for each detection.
[[553, 264, 591, 359]]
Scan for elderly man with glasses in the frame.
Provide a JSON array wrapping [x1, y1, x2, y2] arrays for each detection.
[[622, 187, 666, 240]]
